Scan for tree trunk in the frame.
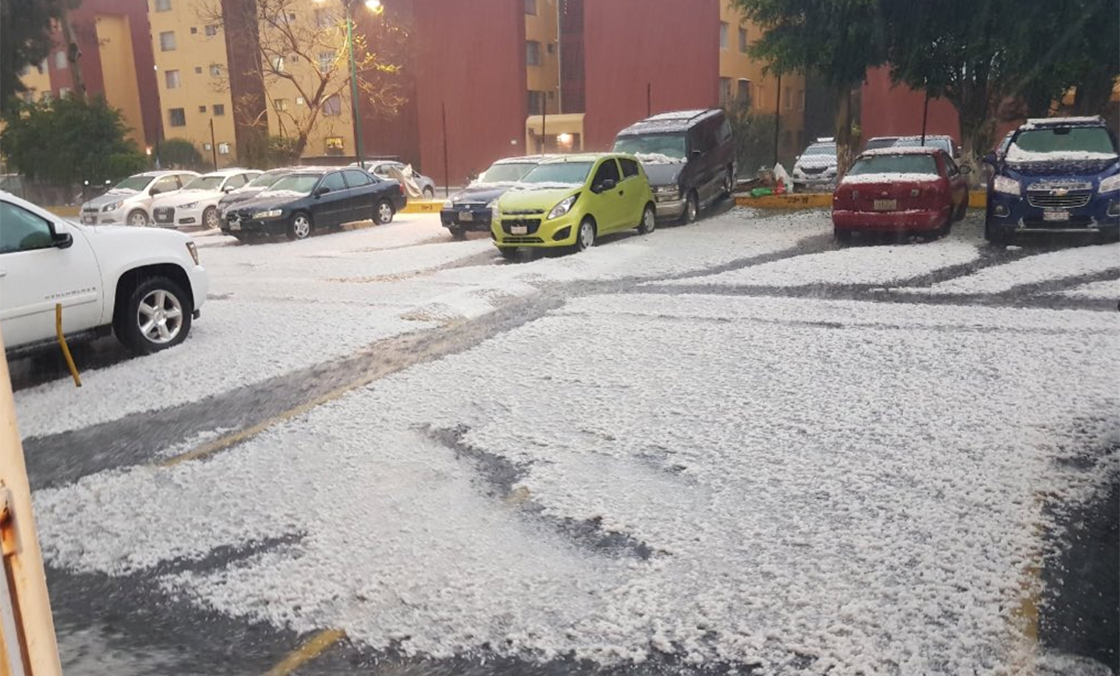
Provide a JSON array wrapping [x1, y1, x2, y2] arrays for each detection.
[[1073, 66, 1114, 116], [834, 84, 853, 178]]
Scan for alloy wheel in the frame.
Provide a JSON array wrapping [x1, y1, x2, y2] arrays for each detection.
[[136, 289, 184, 345]]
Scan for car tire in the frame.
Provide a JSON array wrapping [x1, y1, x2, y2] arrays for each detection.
[[127, 209, 149, 227], [576, 218, 596, 252], [448, 226, 466, 240], [680, 190, 699, 225], [287, 212, 313, 240], [422, 186, 435, 200], [954, 200, 967, 222], [202, 206, 220, 229], [374, 199, 395, 225], [833, 227, 853, 243], [984, 218, 1009, 246], [637, 203, 656, 235], [114, 276, 193, 354], [498, 247, 518, 260]]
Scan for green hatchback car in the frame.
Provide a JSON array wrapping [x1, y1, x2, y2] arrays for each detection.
[[491, 153, 656, 257]]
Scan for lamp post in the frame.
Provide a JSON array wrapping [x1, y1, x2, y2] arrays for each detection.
[[316, 0, 382, 165]]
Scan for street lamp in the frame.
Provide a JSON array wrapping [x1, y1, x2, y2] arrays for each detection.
[[314, 0, 382, 165]]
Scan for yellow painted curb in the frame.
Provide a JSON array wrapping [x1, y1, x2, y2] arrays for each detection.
[[45, 205, 80, 218], [968, 191, 987, 209], [401, 200, 442, 214]]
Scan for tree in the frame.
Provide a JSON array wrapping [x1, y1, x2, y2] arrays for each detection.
[[160, 138, 206, 169], [0, 95, 147, 185], [204, 0, 408, 159], [0, 0, 67, 109], [725, 102, 777, 177], [730, 0, 887, 176]]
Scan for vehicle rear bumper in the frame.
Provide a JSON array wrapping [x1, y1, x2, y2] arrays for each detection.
[[832, 208, 946, 231]]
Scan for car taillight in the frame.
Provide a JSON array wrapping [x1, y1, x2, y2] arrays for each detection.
[[398, 183, 404, 196]]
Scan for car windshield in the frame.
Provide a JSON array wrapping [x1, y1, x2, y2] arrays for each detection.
[[112, 175, 154, 192], [266, 174, 321, 194], [612, 134, 688, 160], [182, 176, 225, 191], [480, 162, 536, 183], [848, 154, 938, 175], [1010, 127, 1117, 159], [802, 144, 836, 156], [520, 162, 592, 185], [247, 173, 285, 188]]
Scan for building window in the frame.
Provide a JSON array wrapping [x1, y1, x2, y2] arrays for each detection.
[[164, 69, 181, 89], [199, 105, 207, 113], [314, 8, 334, 27], [273, 98, 289, 112], [205, 24, 218, 37], [325, 136, 345, 153], [524, 0, 537, 14], [296, 96, 305, 105], [318, 51, 334, 73], [754, 85, 764, 109], [287, 11, 296, 21], [54, 51, 67, 69], [195, 66, 202, 74], [40, 91, 52, 103], [784, 86, 792, 110], [797, 88, 805, 112], [719, 22, 729, 50], [159, 31, 176, 51], [209, 64, 222, 77], [527, 90, 545, 115], [38, 58, 48, 74], [218, 142, 230, 155], [271, 56, 285, 72], [719, 78, 732, 107], [155, 0, 171, 11], [169, 108, 186, 127], [190, 26, 198, 34], [526, 41, 542, 66], [213, 103, 225, 116], [322, 94, 342, 116], [58, 87, 71, 98], [737, 79, 751, 106], [738, 27, 748, 53], [203, 142, 212, 151]]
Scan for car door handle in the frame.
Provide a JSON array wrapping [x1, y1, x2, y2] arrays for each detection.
[[618, 190, 624, 196], [0, 270, 7, 278]]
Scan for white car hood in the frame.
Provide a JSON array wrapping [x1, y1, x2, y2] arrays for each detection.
[[795, 157, 837, 170], [153, 189, 220, 208]]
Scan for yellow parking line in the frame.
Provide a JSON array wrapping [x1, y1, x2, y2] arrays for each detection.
[[263, 628, 346, 676]]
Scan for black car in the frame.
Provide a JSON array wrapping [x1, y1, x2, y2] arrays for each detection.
[[439, 155, 551, 239], [217, 168, 295, 225], [221, 167, 406, 241], [612, 109, 735, 223]]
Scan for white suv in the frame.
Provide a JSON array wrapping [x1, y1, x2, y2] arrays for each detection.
[[151, 169, 261, 230], [1, 192, 208, 356], [80, 170, 199, 227]]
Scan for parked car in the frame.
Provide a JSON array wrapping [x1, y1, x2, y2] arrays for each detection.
[[491, 154, 655, 258], [152, 168, 261, 230], [221, 167, 406, 241], [863, 136, 900, 152], [892, 134, 960, 161], [218, 168, 296, 222], [440, 155, 551, 239], [357, 160, 436, 199], [80, 170, 199, 227], [984, 116, 1120, 244], [1, 191, 207, 356], [791, 139, 838, 190], [831, 146, 970, 241], [612, 109, 735, 223]]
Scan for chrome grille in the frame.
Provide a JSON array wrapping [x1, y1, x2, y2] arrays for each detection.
[[1026, 192, 1091, 209], [153, 207, 175, 223], [502, 218, 541, 235]]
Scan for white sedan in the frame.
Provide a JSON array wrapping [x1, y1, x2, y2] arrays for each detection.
[[151, 169, 261, 230]]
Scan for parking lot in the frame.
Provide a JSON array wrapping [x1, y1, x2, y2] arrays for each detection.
[[12, 206, 1120, 675]]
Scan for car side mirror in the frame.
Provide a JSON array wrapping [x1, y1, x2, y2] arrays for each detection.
[[315, 186, 330, 197], [691, 150, 702, 160], [223, 186, 235, 193], [149, 187, 161, 196], [52, 231, 73, 249], [959, 165, 973, 175], [982, 152, 997, 166]]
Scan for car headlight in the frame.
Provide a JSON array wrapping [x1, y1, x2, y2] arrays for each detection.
[[993, 176, 1020, 196], [548, 194, 579, 220], [180, 201, 199, 209], [487, 200, 500, 215], [186, 242, 200, 265], [1099, 174, 1120, 193], [102, 201, 122, 212], [253, 209, 283, 219], [443, 199, 454, 209]]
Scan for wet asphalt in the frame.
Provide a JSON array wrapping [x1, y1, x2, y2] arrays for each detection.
[[12, 206, 1120, 675]]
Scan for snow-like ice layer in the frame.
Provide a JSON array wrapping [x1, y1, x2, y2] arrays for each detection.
[[658, 238, 980, 287], [840, 171, 941, 184], [922, 243, 1120, 295], [1006, 145, 1117, 163], [1052, 277, 1120, 299], [34, 294, 1119, 673]]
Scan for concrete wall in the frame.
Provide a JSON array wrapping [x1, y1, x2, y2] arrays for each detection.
[[580, 0, 720, 150]]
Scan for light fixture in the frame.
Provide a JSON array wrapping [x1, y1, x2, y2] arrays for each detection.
[[558, 133, 573, 145], [365, 0, 382, 10]]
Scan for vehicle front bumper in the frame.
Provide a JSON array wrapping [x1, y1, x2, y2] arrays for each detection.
[[188, 263, 209, 314], [491, 212, 578, 248], [440, 207, 493, 232], [792, 173, 837, 188], [81, 207, 125, 225], [155, 204, 208, 229], [221, 213, 287, 236], [987, 190, 1120, 234], [832, 206, 947, 232], [654, 197, 685, 220]]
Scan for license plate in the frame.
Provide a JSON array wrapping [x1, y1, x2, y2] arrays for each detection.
[[157, 214, 171, 222], [873, 199, 897, 211], [229, 221, 241, 231], [1043, 210, 1070, 222], [511, 225, 528, 235], [82, 215, 96, 224], [459, 211, 473, 222]]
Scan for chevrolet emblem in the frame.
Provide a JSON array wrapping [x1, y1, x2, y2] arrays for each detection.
[[1052, 188, 1069, 196]]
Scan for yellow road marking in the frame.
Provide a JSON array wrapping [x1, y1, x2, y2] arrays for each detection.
[[263, 628, 345, 676]]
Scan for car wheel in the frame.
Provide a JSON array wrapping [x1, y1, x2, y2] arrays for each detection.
[[680, 190, 699, 224], [575, 218, 597, 252], [114, 276, 193, 354], [287, 212, 312, 240], [374, 199, 395, 225], [954, 200, 967, 222], [422, 186, 435, 200], [127, 209, 149, 227], [202, 206, 221, 229], [637, 203, 656, 235], [498, 247, 519, 260], [834, 227, 853, 243], [448, 226, 466, 240], [984, 218, 1009, 246]]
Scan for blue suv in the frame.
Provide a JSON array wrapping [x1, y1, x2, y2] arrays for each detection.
[[984, 116, 1120, 244]]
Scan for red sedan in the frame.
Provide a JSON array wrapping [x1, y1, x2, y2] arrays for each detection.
[[831, 147, 971, 240]]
